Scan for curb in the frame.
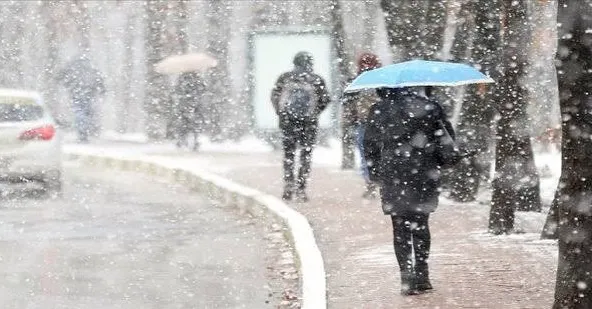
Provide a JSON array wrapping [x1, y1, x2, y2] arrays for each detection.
[[66, 151, 327, 309]]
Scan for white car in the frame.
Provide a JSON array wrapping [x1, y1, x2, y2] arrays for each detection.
[[0, 89, 62, 196]]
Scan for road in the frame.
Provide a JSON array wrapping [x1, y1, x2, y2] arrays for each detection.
[[0, 162, 277, 309]]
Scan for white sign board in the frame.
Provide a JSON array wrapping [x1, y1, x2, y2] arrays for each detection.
[[251, 32, 334, 130]]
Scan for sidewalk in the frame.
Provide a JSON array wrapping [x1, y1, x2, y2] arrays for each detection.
[[69, 141, 559, 308]]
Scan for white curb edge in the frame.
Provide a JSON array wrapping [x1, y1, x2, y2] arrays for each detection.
[[66, 151, 327, 309]]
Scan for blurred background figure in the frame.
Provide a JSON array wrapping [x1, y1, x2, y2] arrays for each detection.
[[171, 71, 207, 150], [342, 52, 382, 198], [57, 55, 105, 143], [271, 51, 330, 202], [155, 52, 217, 148]]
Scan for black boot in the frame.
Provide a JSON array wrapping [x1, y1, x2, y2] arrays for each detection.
[[400, 271, 419, 296], [295, 173, 309, 203], [415, 266, 433, 291], [282, 184, 294, 201], [412, 214, 432, 292], [295, 187, 309, 203]]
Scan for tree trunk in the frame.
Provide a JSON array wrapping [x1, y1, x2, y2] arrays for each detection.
[[206, 0, 231, 141], [41, 2, 61, 115], [449, 1, 476, 63], [330, 0, 351, 94], [329, 0, 355, 169], [144, 0, 168, 140], [119, 7, 137, 134], [0, 3, 25, 88], [380, 0, 415, 59], [74, 0, 91, 54], [162, 0, 189, 140], [488, 0, 541, 235], [361, 0, 378, 52], [380, 0, 447, 60], [448, 1, 479, 202], [175, 0, 188, 54], [380, 0, 450, 120], [546, 1, 592, 307], [450, 0, 501, 202], [423, 0, 447, 59]]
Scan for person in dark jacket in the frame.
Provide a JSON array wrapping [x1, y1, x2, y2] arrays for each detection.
[[57, 56, 105, 142], [363, 87, 458, 295], [172, 72, 206, 150], [271, 52, 331, 202], [342, 52, 382, 198]]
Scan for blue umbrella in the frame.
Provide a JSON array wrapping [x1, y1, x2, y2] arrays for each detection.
[[344, 60, 494, 93]]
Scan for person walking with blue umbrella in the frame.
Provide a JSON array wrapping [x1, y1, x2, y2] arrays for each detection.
[[353, 60, 490, 295], [364, 86, 459, 295]]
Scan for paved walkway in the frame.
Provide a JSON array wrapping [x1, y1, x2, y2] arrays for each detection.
[[78, 143, 559, 308]]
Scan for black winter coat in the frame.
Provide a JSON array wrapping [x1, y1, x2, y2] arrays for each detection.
[[363, 91, 456, 216]]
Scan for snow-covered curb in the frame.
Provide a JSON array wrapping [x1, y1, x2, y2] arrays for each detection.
[[65, 150, 327, 309]]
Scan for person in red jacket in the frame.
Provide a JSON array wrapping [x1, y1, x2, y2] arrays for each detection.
[[342, 52, 382, 198]]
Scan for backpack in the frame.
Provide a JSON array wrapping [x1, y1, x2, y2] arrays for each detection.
[[279, 78, 318, 119]]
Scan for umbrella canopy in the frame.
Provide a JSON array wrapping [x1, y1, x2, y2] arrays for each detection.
[[154, 53, 218, 75], [344, 60, 494, 93]]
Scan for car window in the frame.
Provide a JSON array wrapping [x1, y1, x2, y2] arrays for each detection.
[[0, 97, 44, 122]]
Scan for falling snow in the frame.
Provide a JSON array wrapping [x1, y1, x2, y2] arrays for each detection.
[[0, 0, 587, 308]]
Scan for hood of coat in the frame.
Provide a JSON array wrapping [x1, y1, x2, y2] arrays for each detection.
[[293, 51, 314, 73]]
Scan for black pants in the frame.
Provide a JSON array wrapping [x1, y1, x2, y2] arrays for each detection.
[[280, 117, 318, 191], [391, 214, 431, 275]]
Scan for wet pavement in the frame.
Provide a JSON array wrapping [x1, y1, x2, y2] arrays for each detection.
[[0, 162, 277, 309]]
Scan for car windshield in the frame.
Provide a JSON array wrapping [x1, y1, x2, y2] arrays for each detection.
[[0, 97, 43, 122]]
